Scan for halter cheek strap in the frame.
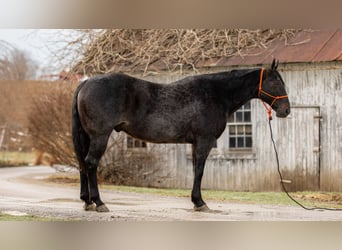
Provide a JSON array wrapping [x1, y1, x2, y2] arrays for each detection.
[[258, 68, 288, 120]]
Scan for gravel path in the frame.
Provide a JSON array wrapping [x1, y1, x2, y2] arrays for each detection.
[[1, 166, 342, 221]]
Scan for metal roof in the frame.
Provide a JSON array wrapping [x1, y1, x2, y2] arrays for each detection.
[[196, 29, 342, 67]]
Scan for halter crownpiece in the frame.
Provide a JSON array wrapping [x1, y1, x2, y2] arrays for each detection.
[[258, 68, 288, 120]]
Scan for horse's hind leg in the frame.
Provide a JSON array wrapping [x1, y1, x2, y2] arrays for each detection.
[[85, 133, 111, 212], [80, 170, 96, 211]]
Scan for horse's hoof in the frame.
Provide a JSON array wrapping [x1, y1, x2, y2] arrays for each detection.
[[83, 203, 96, 211], [194, 204, 210, 212], [96, 204, 110, 212]]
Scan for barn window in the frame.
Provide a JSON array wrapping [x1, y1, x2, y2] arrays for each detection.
[[227, 101, 252, 149], [126, 136, 147, 148]]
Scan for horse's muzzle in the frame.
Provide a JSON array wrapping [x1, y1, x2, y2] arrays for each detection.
[[276, 107, 291, 118]]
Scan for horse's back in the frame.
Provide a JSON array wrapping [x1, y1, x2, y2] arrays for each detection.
[[77, 72, 227, 143]]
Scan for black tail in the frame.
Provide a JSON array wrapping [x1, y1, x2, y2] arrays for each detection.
[[72, 80, 89, 171]]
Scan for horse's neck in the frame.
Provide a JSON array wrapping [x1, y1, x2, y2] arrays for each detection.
[[216, 70, 259, 114]]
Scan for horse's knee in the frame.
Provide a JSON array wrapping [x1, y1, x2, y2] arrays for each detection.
[[85, 155, 99, 170]]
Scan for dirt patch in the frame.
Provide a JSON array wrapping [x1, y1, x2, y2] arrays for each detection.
[[15, 170, 80, 188], [293, 193, 342, 204], [45, 175, 79, 184], [41, 198, 80, 203]]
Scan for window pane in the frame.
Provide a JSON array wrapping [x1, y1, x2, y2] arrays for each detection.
[[237, 137, 244, 147], [237, 125, 244, 135], [244, 111, 251, 122], [246, 137, 252, 147], [127, 137, 133, 148], [236, 112, 243, 122], [229, 125, 236, 135], [229, 137, 236, 148], [245, 125, 252, 135]]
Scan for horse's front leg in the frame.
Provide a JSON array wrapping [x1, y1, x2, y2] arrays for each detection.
[[191, 137, 215, 211]]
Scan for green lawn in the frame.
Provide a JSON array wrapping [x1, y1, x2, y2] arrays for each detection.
[[48, 172, 342, 209], [0, 212, 66, 221], [100, 184, 342, 209], [0, 151, 35, 167]]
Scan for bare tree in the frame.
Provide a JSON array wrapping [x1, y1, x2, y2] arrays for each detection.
[[0, 41, 38, 80]]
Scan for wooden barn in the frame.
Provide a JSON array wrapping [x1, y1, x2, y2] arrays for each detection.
[[94, 29, 342, 192]]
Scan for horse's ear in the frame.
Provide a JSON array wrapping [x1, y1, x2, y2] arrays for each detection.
[[275, 60, 279, 70], [271, 58, 276, 70]]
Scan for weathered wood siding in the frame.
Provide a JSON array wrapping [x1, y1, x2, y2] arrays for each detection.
[[280, 62, 342, 192], [123, 62, 342, 191]]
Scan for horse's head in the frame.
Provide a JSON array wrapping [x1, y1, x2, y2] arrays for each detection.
[[258, 59, 290, 118]]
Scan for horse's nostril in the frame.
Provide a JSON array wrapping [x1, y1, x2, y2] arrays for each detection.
[[285, 108, 290, 115]]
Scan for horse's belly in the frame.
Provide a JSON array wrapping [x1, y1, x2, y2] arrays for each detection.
[[122, 122, 190, 144]]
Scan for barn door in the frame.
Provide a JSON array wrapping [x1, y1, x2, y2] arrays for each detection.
[[275, 106, 321, 191]]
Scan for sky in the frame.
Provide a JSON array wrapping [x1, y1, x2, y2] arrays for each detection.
[[0, 29, 78, 77]]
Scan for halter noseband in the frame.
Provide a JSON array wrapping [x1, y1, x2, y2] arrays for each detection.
[[258, 68, 288, 119]]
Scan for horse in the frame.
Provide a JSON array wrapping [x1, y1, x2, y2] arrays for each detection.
[[71, 59, 290, 212]]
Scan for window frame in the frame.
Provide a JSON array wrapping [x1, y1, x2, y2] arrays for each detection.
[[126, 135, 147, 149], [227, 101, 253, 151]]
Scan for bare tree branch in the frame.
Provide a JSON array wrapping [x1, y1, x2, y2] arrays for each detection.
[[0, 40, 38, 80], [57, 29, 300, 76]]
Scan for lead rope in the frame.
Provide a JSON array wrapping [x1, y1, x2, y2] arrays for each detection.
[[267, 114, 342, 211], [260, 67, 342, 211]]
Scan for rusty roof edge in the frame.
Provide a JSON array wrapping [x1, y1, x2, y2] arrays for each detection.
[[128, 30, 342, 73], [328, 29, 342, 61], [310, 30, 338, 62], [195, 29, 342, 67]]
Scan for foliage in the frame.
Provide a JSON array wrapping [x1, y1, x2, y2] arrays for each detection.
[[0, 80, 55, 152]]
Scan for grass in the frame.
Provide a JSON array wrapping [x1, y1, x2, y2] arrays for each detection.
[[0, 212, 68, 221], [45, 173, 342, 209], [0, 151, 35, 167], [100, 184, 342, 209]]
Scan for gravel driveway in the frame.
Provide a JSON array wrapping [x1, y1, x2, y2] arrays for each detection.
[[1, 166, 342, 221]]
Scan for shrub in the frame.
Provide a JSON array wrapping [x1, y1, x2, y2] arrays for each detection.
[[28, 82, 78, 167], [98, 133, 165, 186]]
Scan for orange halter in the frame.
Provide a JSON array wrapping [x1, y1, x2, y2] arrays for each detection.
[[258, 68, 288, 120]]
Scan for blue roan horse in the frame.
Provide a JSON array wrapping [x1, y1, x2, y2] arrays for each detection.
[[72, 59, 290, 212]]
